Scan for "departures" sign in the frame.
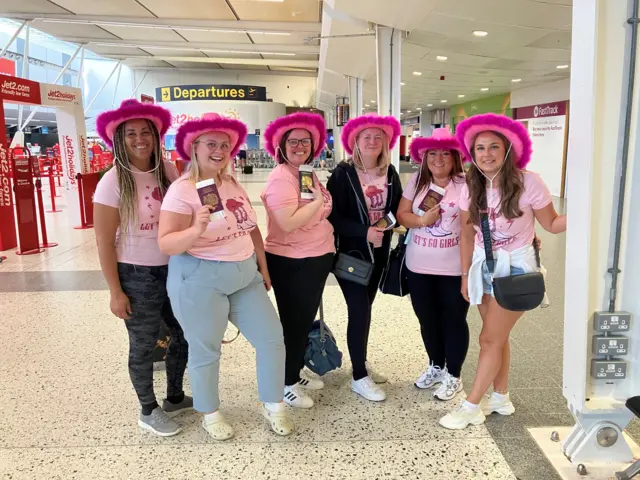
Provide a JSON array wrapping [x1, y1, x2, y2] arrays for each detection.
[[156, 84, 267, 103]]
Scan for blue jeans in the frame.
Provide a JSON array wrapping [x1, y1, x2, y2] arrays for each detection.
[[482, 264, 526, 295], [167, 253, 285, 413]]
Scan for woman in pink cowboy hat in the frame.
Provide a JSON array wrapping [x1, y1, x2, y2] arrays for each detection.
[[326, 114, 403, 402], [157, 113, 293, 441], [93, 99, 191, 437], [397, 128, 470, 402], [260, 112, 333, 409], [439, 114, 566, 430]]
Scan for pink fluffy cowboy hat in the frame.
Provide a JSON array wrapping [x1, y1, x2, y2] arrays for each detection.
[[340, 114, 401, 156], [409, 128, 465, 164], [455, 113, 532, 169], [264, 112, 327, 159], [96, 99, 172, 149], [175, 112, 248, 161]]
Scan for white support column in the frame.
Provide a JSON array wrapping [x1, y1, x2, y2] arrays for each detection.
[[20, 43, 83, 131], [84, 60, 122, 115], [17, 24, 30, 133], [375, 25, 402, 169], [554, 0, 640, 465], [0, 20, 27, 57], [111, 62, 123, 108], [76, 45, 85, 89], [130, 70, 149, 98], [348, 76, 363, 118]]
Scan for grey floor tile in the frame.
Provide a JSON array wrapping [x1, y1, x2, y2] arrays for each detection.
[[512, 388, 569, 415], [535, 413, 575, 427], [484, 413, 541, 439], [495, 437, 562, 480]]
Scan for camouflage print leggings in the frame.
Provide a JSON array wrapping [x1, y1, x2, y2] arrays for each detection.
[[118, 263, 189, 408]]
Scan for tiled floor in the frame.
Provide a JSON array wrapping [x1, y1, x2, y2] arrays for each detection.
[[0, 165, 580, 480]]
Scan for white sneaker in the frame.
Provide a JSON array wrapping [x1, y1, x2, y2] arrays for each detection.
[[481, 392, 516, 416], [433, 373, 463, 401], [366, 362, 388, 384], [283, 384, 314, 409], [439, 402, 486, 430], [415, 364, 446, 390], [351, 376, 387, 402], [298, 374, 324, 391]]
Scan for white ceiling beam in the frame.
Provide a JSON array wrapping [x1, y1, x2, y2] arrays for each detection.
[[130, 66, 317, 77], [3, 13, 321, 34], [117, 56, 318, 68], [55, 37, 319, 55]]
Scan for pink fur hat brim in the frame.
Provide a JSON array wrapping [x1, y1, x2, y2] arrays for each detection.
[[175, 116, 248, 161], [264, 112, 327, 159], [341, 114, 401, 156], [455, 113, 532, 168], [96, 99, 172, 148], [409, 138, 464, 164]]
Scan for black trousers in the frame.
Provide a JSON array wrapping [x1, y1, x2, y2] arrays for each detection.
[[118, 263, 189, 409], [266, 252, 334, 386], [336, 246, 387, 381], [406, 270, 470, 378]]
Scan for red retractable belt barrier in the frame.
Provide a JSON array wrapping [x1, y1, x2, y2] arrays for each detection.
[[11, 149, 43, 255], [74, 172, 99, 229], [33, 162, 57, 249]]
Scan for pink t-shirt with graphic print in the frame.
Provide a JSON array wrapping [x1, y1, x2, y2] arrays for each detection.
[[261, 164, 335, 259], [458, 170, 553, 252], [357, 170, 388, 225], [93, 161, 179, 266], [403, 172, 465, 276], [161, 175, 257, 262]]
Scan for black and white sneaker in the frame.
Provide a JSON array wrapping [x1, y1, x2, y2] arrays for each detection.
[[297, 375, 324, 391], [283, 384, 314, 409]]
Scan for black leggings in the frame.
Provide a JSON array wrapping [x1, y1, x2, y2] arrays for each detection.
[[406, 270, 470, 378], [266, 252, 334, 386], [337, 246, 387, 381], [118, 263, 189, 413]]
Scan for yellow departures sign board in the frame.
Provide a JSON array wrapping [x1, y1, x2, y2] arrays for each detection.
[[156, 85, 267, 102]]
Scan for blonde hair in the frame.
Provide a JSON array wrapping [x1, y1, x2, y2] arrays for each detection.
[[349, 130, 391, 176], [188, 136, 233, 184], [112, 120, 170, 234]]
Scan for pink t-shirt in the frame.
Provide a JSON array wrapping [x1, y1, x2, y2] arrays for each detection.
[[161, 175, 257, 261], [93, 161, 179, 266], [261, 164, 335, 259], [403, 173, 465, 276], [357, 170, 388, 225], [459, 170, 553, 252]]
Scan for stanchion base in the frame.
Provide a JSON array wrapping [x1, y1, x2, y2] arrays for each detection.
[[0, 256, 7, 263], [40, 243, 58, 248], [46, 209, 63, 213], [73, 225, 93, 230], [16, 248, 44, 256]]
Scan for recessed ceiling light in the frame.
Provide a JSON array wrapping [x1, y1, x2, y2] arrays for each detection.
[[417, 107, 422, 110], [557, 64, 569, 69], [481, 88, 489, 91], [436, 56, 448, 61], [407, 110, 412, 113], [512, 78, 522, 83], [400, 82, 406, 86], [371, 100, 376, 103], [458, 94, 465, 98], [427, 104, 433, 107], [413, 71, 422, 76], [473, 30, 488, 37], [441, 100, 448, 103]]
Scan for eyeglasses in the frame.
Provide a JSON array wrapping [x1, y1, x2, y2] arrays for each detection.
[[196, 141, 231, 152], [287, 138, 312, 147]]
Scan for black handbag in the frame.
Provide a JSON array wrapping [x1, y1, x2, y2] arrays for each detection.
[[379, 232, 409, 296], [331, 171, 375, 285], [480, 208, 545, 312], [332, 250, 374, 286]]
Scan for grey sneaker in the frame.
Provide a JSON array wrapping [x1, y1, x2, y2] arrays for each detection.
[[162, 396, 194, 417], [138, 407, 182, 436]]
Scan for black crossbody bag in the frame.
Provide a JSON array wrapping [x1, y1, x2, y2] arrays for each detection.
[[480, 204, 545, 312], [331, 173, 375, 286]]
